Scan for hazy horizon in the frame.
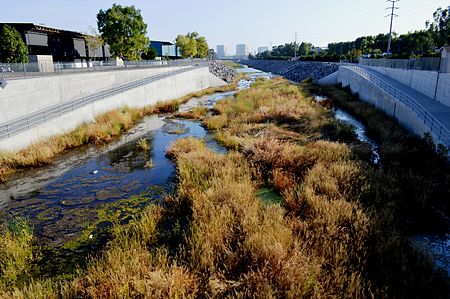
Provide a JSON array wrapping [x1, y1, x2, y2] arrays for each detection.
[[1, 0, 448, 55]]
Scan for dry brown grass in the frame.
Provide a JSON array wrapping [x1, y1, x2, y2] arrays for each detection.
[[2, 78, 448, 298], [167, 139, 323, 297], [174, 107, 209, 120], [193, 78, 448, 297]]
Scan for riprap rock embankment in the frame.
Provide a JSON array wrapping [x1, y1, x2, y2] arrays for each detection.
[[241, 60, 338, 82]]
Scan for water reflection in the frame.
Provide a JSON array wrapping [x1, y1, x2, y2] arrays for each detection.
[[334, 108, 381, 165], [410, 234, 450, 277]]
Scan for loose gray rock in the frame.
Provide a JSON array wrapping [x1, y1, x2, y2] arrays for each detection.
[[208, 60, 239, 83], [240, 60, 338, 82]]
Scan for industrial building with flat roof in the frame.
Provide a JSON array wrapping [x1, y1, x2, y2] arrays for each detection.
[[2, 23, 110, 62]]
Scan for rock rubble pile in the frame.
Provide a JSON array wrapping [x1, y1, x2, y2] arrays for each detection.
[[208, 60, 239, 83], [241, 60, 338, 82]]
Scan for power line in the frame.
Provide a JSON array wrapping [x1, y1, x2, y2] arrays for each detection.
[[386, 0, 400, 54]]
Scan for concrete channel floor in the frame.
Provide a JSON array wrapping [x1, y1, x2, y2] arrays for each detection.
[[364, 67, 450, 132]]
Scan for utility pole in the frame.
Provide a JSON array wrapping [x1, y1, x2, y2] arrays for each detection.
[[386, 0, 399, 55], [294, 32, 298, 60]]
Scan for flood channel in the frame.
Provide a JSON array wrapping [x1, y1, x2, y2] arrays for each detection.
[[0, 66, 447, 276]]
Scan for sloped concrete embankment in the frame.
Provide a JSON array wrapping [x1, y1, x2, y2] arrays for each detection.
[[338, 66, 444, 145], [0, 66, 226, 150], [241, 60, 338, 82]]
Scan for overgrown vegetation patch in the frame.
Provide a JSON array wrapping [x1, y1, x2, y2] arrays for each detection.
[[0, 78, 448, 297]]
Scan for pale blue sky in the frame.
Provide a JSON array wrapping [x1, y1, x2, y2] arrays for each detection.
[[1, 0, 448, 54]]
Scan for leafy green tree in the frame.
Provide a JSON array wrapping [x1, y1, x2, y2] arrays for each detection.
[[395, 30, 433, 57], [347, 48, 362, 62], [176, 32, 209, 58], [427, 6, 450, 47], [196, 36, 209, 58], [0, 24, 29, 63], [142, 46, 158, 60], [272, 43, 297, 57], [355, 36, 375, 53], [299, 42, 312, 56], [97, 4, 150, 61], [176, 34, 197, 58]]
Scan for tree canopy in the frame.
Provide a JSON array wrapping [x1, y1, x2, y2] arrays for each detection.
[[427, 6, 450, 47], [175, 32, 209, 58], [0, 24, 29, 63], [298, 42, 312, 56], [97, 4, 149, 61], [142, 46, 158, 60]]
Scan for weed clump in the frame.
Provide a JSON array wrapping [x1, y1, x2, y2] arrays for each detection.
[[0, 218, 33, 290]]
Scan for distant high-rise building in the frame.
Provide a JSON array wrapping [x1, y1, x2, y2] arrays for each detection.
[[257, 46, 269, 54], [216, 45, 227, 59], [236, 44, 249, 58]]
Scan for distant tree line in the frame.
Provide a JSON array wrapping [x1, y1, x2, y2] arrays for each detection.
[[252, 5, 450, 62]]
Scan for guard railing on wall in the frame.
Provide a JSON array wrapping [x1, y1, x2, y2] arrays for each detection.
[[341, 64, 450, 147], [0, 66, 200, 140], [0, 59, 208, 80], [359, 58, 441, 71]]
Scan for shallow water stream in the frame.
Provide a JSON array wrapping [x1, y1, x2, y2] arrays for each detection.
[[1, 118, 224, 245]]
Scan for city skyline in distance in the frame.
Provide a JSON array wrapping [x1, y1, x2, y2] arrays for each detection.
[[1, 0, 448, 54]]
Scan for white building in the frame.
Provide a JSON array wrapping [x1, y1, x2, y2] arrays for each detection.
[[257, 46, 269, 54], [216, 45, 227, 59], [236, 44, 249, 58]]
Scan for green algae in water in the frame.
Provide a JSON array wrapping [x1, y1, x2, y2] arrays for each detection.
[[33, 186, 167, 278], [256, 188, 283, 204]]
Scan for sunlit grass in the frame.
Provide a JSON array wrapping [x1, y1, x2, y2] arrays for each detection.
[[1, 78, 448, 298]]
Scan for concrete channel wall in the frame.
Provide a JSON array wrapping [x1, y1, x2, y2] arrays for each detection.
[[0, 66, 226, 150], [338, 67, 437, 143], [0, 66, 193, 123], [366, 66, 450, 108]]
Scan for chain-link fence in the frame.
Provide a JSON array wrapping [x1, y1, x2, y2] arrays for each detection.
[[359, 58, 442, 72], [0, 59, 208, 80]]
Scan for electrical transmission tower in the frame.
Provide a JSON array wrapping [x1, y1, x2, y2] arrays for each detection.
[[386, 0, 399, 55]]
